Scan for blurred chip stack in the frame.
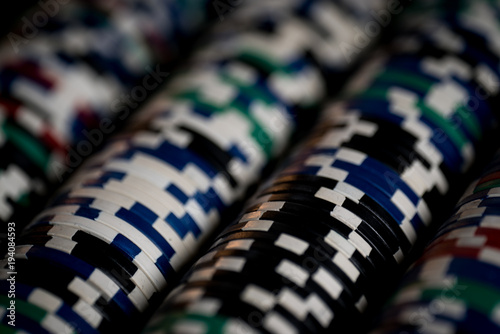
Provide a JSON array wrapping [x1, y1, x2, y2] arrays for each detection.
[[0, 0, 389, 332], [139, 0, 500, 333], [369, 148, 500, 334], [0, 0, 217, 239], [2, 0, 500, 333]]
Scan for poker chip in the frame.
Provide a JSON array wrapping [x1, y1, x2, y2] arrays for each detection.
[[0, 280, 99, 334], [0, 0, 218, 243], [4, 0, 500, 333], [28, 220, 169, 291], [367, 2, 500, 332], [145, 311, 260, 334], [0, 293, 72, 334], [257, 177, 411, 259], [21, 224, 162, 297], [371, 300, 500, 334], [370, 142, 500, 333], [0, 0, 385, 333], [242, 199, 391, 272], [141, 0, 500, 333]]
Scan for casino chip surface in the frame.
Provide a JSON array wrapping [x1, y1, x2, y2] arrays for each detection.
[[3, 0, 500, 333], [0, 0, 217, 244], [0, 0, 386, 332], [140, 0, 500, 333], [369, 148, 500, 334]]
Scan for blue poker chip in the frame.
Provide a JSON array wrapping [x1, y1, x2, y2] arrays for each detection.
[[340, 150, 426, 201], [0, 280, 100, 334], [447, 206, 500, 224], [54, 176, 207, 245], [279, 158, 418, 247], [3, 256, 119, 332], [80, 155, 227, 220], [18, 231, 161, 305], [350, 113, 452, 184], [34, 206, 176, 280], [101, 134, 225, 177], [256, 179, 406, 263], [300, 120, 449, 188], [49, 194, 194, 259], [456, 189, 495, 208], [83, 139, 233, 207], [364, 82, 485, 146], [405, 257, 500, 291], [134, 100, 278, 182], [206, 58, 296, 115], [7, 245, 142, 318], [343, 98, 464, 172], [0, 306, 51, 334], [378, 299, 500, 334], [242, 198, 392, 274], [454, 196, 500, 212], [438, 17, 500, 65], [361, 98, 470, 166], [108, 133, 232, 185], [3, 257, 146, 333], [455, 190, 500, 210], [26, 219, 168, 292], [55, 184, 209, 251], [431, 216, 487, 241], [305, 113, 453, 189], [374, 49, 496, 119], [48, 201, 186, 266], [397, 19, 500, 76], [67, 153, 226, 214], [295, 147, 436, 229], [294, 147, 423, 209], [149, 125, 240, 188], [301, 111, 454, 213], [21, 223, 161, 297], [31, 211, 171, 280]]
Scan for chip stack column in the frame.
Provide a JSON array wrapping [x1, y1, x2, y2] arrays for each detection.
[[138, 0, 500, 333], [0, 0, 388, 333], [0, 0, 216, 241], [369, 149, 500, 334]]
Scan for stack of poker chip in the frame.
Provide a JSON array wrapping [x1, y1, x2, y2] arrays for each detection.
[[369, 149, 500, 334], [0, 0, 215, 238], [140, 1, 500, 333], [0, 0, 388, 333]]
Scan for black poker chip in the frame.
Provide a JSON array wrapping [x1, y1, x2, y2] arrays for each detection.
[[258, 178, 410, 257]]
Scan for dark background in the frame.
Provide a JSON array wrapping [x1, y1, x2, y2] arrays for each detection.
[[0, 1, 38, 34]]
